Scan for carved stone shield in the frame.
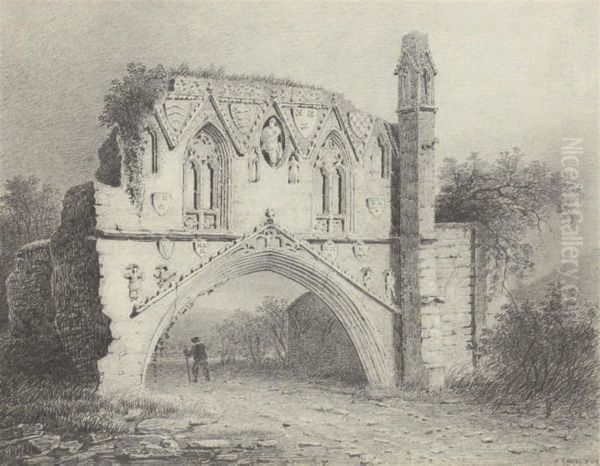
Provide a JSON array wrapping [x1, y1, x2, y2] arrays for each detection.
[[353, 240, 367, 260], [230, 103, 258, 134], [321, 240, 337, 262], [367, 198, 384, 218], [193, 238, 208, 259], [151, 193, 170, 217], [163, 99, 192, 133], [348, 111, 373, 142], [292, 107, 318, 139], [157, 238, 174, 259]]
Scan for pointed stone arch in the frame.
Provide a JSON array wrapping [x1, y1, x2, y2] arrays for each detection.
[[132, 222, 396, 389]]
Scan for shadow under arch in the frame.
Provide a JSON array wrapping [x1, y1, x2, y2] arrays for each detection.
[[141, 248, 396, 388]]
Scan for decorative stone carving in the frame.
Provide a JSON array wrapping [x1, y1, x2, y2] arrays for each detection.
[[348, 112, 374, 142], [353, 240, 366, 259], [265, 208, 276, 223], [230, 103, 259, 134], [319, 138, 343, 171], [248, 148, 260, 183], [232, 220, 300, 255], [421, 137, 439, 151], [384, 270, 396, 302], [151, 193, 170, 217], [157, 238, 174, 259], [292, 107, 318, 138], [163, 99, 201, 135], [154, 265, 177, 291], [314, 219, 328, 233], [123, 264, 144, 303], [362, 267, 372, 290], [188, 132, 217, 161], [288, 153, 300, 184], [183, 214, 199, 230], [260, 116, 284, 167], [164, 100, 192, 133], [193, 238, 208, 259], [321, 240, 337, 262], [367, 198, 384, 218]]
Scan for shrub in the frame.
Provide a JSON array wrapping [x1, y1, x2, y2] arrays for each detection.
[[449, 282, 598, 415]]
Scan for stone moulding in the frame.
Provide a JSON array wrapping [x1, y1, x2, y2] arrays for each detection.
[[128, 220, 398, 320], [134, 228, 397, 387]]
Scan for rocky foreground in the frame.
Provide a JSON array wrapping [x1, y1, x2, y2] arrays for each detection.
[[1, 373, 598, 464]]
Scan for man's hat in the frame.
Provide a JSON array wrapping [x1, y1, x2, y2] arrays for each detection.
[[191, 336, 200, 343]]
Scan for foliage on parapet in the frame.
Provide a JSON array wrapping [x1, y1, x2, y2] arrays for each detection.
[[97, 63, 325, 209], [169, 63, 326, 90], [447, 282, 598, 415]]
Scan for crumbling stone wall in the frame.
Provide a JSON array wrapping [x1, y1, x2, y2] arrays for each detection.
[[50, 182, 112, 387]]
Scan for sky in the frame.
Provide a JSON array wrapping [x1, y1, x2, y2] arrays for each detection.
[[1, 0, 598, 276]]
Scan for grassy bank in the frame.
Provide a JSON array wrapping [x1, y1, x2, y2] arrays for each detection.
[[0, 378, 210, 438]]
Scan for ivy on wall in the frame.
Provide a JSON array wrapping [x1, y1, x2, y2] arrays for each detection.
[[99, 63, 169, 211]]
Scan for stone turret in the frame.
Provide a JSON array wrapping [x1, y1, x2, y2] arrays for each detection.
[[392, 31, 439, 387]]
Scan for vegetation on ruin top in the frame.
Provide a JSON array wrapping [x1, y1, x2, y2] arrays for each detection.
[[169, 63, 327, 90]]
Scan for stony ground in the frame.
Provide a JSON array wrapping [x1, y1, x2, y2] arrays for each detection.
[[3, 368, 598, 465]]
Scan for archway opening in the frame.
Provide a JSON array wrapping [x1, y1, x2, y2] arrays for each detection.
[[146, 271, 368, 391]]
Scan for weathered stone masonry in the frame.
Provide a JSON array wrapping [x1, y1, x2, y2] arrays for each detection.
[[6, 31, 485, 391]]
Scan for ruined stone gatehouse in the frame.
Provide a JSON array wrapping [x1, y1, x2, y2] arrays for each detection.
[[7, 31, 485, 391]]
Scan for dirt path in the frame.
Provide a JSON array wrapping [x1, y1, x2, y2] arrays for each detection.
[[149, 370, 598, 464]]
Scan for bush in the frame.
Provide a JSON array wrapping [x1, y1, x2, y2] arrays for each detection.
[[448, 282, 598, 415]]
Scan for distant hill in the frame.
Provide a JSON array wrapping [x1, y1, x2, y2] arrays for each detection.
[[516, 247, 599, 304]]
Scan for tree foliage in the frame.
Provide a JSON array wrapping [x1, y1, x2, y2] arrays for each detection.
[[436, 149, 563, 291], [450, 283, 598, 414], [0, 176, 62, 327]]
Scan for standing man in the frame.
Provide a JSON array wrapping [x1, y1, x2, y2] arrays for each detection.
[[184, 337, 210, 382]]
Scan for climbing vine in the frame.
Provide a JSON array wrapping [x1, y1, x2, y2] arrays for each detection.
[[99, 63, 169, 211]]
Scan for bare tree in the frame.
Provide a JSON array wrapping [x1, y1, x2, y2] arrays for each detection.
[[214, 318, 238, 364], [256, 297, 289, 365]]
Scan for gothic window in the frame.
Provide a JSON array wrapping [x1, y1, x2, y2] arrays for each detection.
[[378, 135, 390, 179], [316, 168, 328, 214], [400, 72, 409, 107], [185, 161, 198, 211], [150, 131, 158, 174], [144, 128, 159, 174], [184, 128, 230, 231], [422, 69, 433, 105], [313, 135, 349, 233], [333, 167, 345, 214]]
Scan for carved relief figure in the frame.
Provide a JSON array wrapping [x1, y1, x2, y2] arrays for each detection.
[[362, 267, 372, 290], [385, 270, 396, 302], [154, 265, 177, 290], [248, 148, 260, 183], [260, 117, 284, 167], [288, 153, 300, 184], [124, 264, 144, 302]]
